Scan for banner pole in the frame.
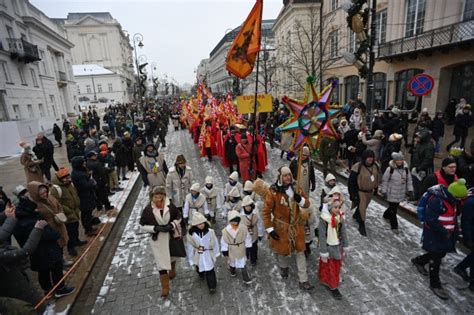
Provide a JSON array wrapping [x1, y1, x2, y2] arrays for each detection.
[[250, 51, 260, 179]]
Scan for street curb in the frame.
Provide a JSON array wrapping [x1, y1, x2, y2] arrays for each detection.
[[53, 173, 142, 313]]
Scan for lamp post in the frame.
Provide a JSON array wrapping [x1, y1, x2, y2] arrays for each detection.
[[132, 33, 144, 103], [84, 67, 97, 101]]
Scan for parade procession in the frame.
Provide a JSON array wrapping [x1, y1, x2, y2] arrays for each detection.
[[1, 0, 474, 314]]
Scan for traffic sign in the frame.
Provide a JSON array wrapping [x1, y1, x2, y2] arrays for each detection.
[[408, 74, 434, 96]]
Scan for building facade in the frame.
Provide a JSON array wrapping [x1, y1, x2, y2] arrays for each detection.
[[321, 0, 474, 114], [207, 20, 275, 96], [0, 0, 78, 156], [73, 64, 130, 109], [58, 12, 134, 102]]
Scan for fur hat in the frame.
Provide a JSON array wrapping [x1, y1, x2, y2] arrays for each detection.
[[441, 156, 456, 168], [325, 173, 336, 183], [244, 180, 254, 192], [389, 133, 403, 142], [229, 171, 239, 182], [391, 152, 404, 161], [328, 186, 343, 197], [56, 167, 70, 179], [448, 179, 468, 199], [86, 151, 98, 158], [278, 166, 293, 185], [228, 186, 241, 198], [175, 154, 186, 164], [205, 176, 214, 185], [373, 130, 384, 139], [228, 210, 241, 223], [253, 178, 270, 199], [191, 212, 208, 226], [190, 183, 200, 192], [242, 195, 255, 207]]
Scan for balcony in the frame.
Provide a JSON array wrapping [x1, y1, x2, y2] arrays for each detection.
[[378, 19, 474, 61], [5, 38, 41, 63], [57, 71, 68, 87]]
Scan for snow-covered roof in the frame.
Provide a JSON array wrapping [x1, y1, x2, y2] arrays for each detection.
[[73, 64, 114, 76]]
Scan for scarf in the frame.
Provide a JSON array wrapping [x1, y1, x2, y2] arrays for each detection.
[[320, 209, 343, 246]]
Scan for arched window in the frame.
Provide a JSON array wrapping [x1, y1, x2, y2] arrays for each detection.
[[326, 77, 339, 105], [395, 68, 423, 110], [344, 75, 359, 103], [373, 72, 387, 109]]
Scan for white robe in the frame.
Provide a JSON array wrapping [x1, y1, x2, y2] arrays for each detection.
[[220, 225, 252, 268], [186, 229, 220, 272]]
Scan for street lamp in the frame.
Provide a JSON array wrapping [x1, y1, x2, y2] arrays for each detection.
[[84, 67, 97, 101], [132, 33, 144, 103]]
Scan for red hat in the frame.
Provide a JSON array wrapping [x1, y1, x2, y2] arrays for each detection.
[[56, 167, 70, 179], [99, 143, 108, 152]]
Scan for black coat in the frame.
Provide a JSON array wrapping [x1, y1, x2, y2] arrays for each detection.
[[66, 140, 82, 162], [86, 158, 108, 187], [457, 153, 474, 188], [461, 196, 474, 247], [13, 197, 62, 271], [225, 135, 239, 163], [33, 139, 54, 169], [53, 125, 62, 141], [431, 118, 445, 140], [113, 140, 130, 167], [289, 158, 315, 190], [453, 113, 473, 137], [71, 156, 97, 211]]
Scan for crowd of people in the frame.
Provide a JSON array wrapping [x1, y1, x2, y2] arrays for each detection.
[[1, 93, 473, 313]]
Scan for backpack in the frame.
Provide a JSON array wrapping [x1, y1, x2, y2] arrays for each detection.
[[388, 166, 409, 181], [416, 191, 442, 222]]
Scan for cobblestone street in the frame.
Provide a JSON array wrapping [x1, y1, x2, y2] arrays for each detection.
[[91, 129, 474, 314]]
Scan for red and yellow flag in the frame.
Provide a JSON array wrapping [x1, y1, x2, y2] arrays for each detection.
[[226, 0, 263, 79]]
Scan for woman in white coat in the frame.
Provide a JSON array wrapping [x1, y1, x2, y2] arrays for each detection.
[[139, 186, 186, 298], [186, 212, 220, 293]]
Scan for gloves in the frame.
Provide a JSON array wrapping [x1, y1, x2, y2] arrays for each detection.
[[269, 230, 280, 241], [293, 193, 302, 203], [222, 250, 229, 257], [154, 224, 172, 233], [34, 220, 48, 229]]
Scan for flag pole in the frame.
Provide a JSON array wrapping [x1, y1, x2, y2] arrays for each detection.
[[250, 50, 260, 180]]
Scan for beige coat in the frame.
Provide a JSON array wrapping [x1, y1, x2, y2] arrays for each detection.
[[165, 166, 193, 207], [20, 151, 44, 183], [140, 154, 167, 188]]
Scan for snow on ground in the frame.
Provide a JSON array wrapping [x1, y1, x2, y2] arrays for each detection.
[[91, 126, 474, 314]]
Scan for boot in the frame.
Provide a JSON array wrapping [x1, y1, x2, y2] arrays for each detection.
[[358, 221, 367, 236], [298, 281, 314, 291], [169, 261, 177, 280], [330, 288, 343, 300], [160, 274, 170, 298], [411, 258, 428, 276], [453, 266, 469, 282], [430, 287, 449, 300], [280, 267, 289, 279], [242, 267, 252, 284], [304, 243, 311, 258], [352, 208, 361, 223]]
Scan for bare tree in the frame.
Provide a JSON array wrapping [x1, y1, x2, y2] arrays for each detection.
[[239, 50, 278, 95], [277, 5, 337, 95]]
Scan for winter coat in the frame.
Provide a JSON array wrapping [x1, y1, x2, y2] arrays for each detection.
[[140, 150, 168, 188], [410, 131, 435, 174], [380, 140, 402, 172], [235, 141, 255, 182], [112, 139, 129, 167], [13, 196, 63, 271], [132, 144, 145, 169], [86, 158, 108, 187], [362, 136, 382, 160], [319, 137, 338, 162], [318, 207, 348, 260], [262, 184, 311, 256], [27, 181, 68, 248], [348, 162, 380, 198], [422, 185, 458, 253], [33, 139, 54, 170], [453, 113, 472, 137], [53, 125, 62, 142], [431, 118, 445, 140], [50, 177, 81, 223], [66, 139, 82, 162], [20, 150, 43, 183], [0, 215, 45, 310], [457, 153, 474, 188], [71, 156, 97, 212], [139, 201, 186, 271], [379, 161, 414, 203], [224, 135, 239, 163], [461, 195, 474, 247], [166, 166, 193, 208], [186, 227, 220, 272]]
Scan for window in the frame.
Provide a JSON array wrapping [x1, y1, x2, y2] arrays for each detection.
[[449, 63, 474, 109], [30, 68, 38, 87], [373, 72, 387, 109], [464, 0, 474, 21], [344, 75, 360, 103], [331, 0, 339, 11], [38, 103, 45, 117], [86, 85, 91, 93], [6, 25, 14, 38], [12, 0, 20, 15], [50, 95, 57, 117], [405, 0, 426, 37], [348, 28, 357, 53], [27, 104, 34, 118], [329, 30, 338, 58], [12, 104, 20, 119], [97, 84, 103, 93], [18, 66, 26, 85], [395, 68, 423, 110], [376, 10, 387, 44], [108, 83, 113, 92], [0, 62, 11, 83], [77, 86, 81, 94], [39, 50, 48, 75]]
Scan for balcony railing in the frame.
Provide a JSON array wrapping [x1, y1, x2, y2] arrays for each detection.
[[5, 38, 41, 63], [378, 19, 474, 60]]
